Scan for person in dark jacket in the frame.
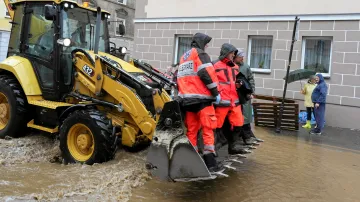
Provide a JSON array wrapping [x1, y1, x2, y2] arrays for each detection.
[[310, 73, 328, 135], [234, 49, 264, 143]]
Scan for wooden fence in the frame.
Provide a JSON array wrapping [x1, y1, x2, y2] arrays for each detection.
[[252, 95, 299, 131]]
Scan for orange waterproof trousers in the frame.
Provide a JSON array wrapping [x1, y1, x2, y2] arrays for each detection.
[[215, 105, 244, 129], [185, 105, 217, 154]]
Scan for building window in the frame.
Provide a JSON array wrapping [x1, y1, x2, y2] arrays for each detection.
[[5, 8, 10, 18], [301, 37, 332, 77], [115, 16, 125, 36], [247, 36, 273, 73], [117, 0, 127, 5], [174, 35, 192, 64]]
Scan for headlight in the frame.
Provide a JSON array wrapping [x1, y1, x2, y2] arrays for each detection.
[[63, 39, 71, 47], [120, 47, 127, 54], [57, 38, 71, 47], [70, 4, 74, 8], [64, 3, 69, 8]]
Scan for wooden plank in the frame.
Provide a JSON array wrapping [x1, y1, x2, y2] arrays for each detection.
[[252, 103, 298, 107], [254, 107, 297, 111], [254, 105, 297, 109], [255, 114, 297, 119], [255, 109, 296, 114], [257, 118, 298, 123], [257, 122, 297, 127], [253, 107, 297, 111], [256, 124, 297, 131], [253, 108, 297, 111], [253, 94, 296, 103], [256, 114, 296, 118], [257, 121, 297, 127]]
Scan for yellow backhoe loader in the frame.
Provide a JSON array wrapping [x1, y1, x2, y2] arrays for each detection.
[[0, 0, 242, 182]]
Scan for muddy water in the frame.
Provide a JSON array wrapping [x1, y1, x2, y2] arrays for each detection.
[[130, 127, 360, 202], [0, 133, 151, 202], [1, 128, 360, 202]]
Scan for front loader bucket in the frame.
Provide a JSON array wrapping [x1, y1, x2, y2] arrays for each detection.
[[146, 101, 214, 182]]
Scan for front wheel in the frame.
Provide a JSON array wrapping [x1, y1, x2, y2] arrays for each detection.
[[59, 109, 116, 165], [0, 75, 29, 138]]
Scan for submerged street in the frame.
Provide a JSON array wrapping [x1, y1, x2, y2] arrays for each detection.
[[0, 126, 359, 202]]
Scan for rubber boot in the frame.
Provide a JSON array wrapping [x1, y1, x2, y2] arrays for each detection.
[[228, 127, 251, 155], [203, 153, 224, 173], [242, 124, 258, 145], [215, 128, 228, 151], [302, 120, 311, 129], [248, 124, 264, 142]]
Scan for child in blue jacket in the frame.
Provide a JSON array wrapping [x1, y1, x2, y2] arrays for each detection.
[[311, 74, 328, 135]]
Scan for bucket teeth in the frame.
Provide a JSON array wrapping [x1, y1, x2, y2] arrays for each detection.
[[224, 164, 236, 170], [247, 146, 257, 150], [230, 154, 247, 158], [240, 149, 252, 153], [174, 175, 217, 182], [225, 158, 243, 164], [211, 170, 229, 178]]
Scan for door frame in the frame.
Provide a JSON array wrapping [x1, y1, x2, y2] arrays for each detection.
[[19, 2, 62, 101]]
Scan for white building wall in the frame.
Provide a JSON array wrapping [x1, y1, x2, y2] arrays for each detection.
[[141, 0, 360, 18]]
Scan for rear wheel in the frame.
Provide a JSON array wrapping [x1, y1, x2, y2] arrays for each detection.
[[0, 75, 29, 138], [59, 109, 116, 164]]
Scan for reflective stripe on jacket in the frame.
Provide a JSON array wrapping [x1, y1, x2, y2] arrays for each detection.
[[177, 47, 219, 106], [213, 59, 240, 107]]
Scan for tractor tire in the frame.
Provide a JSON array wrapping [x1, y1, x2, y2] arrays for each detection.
[[0, 74, 29, 138], [59, 109, 116, 165]]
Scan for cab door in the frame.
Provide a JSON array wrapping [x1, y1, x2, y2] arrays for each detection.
[[21, 3, 60, 101]]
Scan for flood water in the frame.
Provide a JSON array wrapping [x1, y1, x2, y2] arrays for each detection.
[[0, 133, 151, 201], [1, 127, 360, 202]]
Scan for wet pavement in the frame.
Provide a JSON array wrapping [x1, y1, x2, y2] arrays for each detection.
[[129, 126, 360, 202], [0, 126, 359, 201]]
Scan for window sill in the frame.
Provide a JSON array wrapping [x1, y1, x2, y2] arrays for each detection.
[[251, 68, 271, 74]]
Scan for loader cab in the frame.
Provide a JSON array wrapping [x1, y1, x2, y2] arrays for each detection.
[[7, 1, 111, 101]]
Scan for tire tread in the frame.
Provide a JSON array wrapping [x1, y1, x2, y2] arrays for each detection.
[[0, 74, 29, 138], [59, 109, 116, 164]]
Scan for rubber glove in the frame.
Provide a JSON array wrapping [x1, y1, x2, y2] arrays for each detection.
[[214, 94, 221, 104]]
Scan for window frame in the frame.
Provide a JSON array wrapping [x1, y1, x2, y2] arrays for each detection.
[[5, 8, 10, 18], [173, 34, 192, 64], [117, 0, 127, 5], [114, 14, 125, 36], [301, 36, 333, 78], [247, 35, 273, 73]]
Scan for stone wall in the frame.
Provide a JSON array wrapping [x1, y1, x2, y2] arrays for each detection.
[[134, 20, 360, 107]]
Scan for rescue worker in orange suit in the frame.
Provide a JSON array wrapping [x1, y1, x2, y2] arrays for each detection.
[[177, 33, 223, 172], [212, 43, 246, 155]]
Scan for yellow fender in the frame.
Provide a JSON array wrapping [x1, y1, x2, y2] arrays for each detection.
[[0, 56, 42, 95]]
